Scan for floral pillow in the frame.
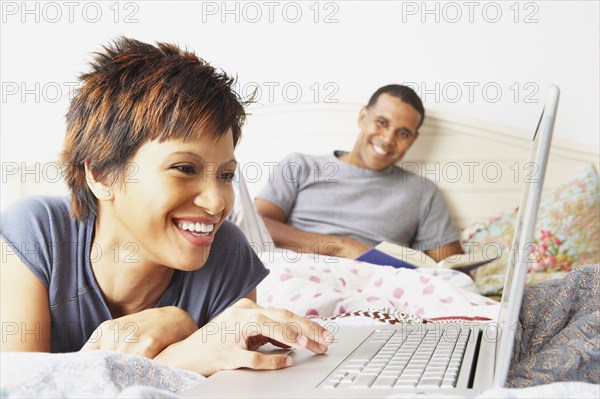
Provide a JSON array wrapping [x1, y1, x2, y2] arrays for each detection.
[[462, 164, 599, 297]]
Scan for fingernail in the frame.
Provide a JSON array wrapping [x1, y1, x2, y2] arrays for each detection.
[[296, 335, 308, 346], [322, 330, 334, 344], [285, 356, 293, 367]]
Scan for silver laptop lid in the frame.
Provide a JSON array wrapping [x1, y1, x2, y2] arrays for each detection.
[[492, 85, 560, 387]]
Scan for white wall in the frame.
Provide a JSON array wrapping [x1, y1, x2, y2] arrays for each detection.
[[1, 1, 598, 180]]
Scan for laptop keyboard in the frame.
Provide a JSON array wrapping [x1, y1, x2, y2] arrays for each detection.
[[321, 326, 471, 389]]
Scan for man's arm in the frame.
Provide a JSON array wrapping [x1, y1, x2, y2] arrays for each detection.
[[255, 199, 371, 259], [425, 240, 464, 263]]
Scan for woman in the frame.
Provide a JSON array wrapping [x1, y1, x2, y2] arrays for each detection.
[[0, 37, 332, 376]]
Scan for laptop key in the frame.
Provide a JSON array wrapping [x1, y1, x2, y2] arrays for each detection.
[[424, 366, 446, 373], [348, 359, 368, 366], [381, 370, 402, 379], [372, 376, 397, 388], [383, 365, 404, 372], [441, 382, 455, 388], [394, 379, 418, 388], [339, 368, 361, 375], [363, 367, 384, 374], [443, 375, 457, 384], [339, 377, 354, 387], [417, 377, 442, 388], [422, 370, 444, 378], [349, 373, 378, 388], [351, 341, 387, 362]]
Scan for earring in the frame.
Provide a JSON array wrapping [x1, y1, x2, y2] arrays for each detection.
[[105, 191, 111, 197]]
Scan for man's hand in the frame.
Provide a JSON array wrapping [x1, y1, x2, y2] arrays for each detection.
[[81, 306, 198, 358], [425, 241, 464, 263], [336, 237, 372, 259], [154, 298, 334, 376]]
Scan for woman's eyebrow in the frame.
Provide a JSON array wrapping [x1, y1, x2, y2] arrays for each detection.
[[223, 159, 238, 169], [169, 151, 237, 167]]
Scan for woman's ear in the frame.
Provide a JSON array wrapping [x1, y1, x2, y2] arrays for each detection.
[[84, 162, 113, 200]]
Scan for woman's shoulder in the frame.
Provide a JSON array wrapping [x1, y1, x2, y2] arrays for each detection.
[[2, 195, 71, 219], [0, 196, 83, 289], [214, 220, 249, 244], [0, 195, 78, 245]]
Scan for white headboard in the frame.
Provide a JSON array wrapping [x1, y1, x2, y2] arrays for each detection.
[[236, 103, 599, 230], [3, 102, 598, 231]]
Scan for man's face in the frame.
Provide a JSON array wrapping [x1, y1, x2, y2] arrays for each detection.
[[346, 93, 422, 171]]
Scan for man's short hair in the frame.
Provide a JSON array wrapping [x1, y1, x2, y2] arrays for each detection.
[[60, 36, 247, 221], [367, 84, 425, 128]]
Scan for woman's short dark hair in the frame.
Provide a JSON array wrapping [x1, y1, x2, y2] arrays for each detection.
[[366, 84, 425, 128], [61, 36, 247, 221]]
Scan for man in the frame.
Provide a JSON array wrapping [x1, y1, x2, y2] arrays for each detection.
[[255, 84, 462, 262]]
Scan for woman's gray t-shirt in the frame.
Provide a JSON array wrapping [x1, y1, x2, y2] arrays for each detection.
[[0, 196, 269, 353]]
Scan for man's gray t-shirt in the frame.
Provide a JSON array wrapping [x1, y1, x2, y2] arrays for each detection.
[[257, 151, 459, 251], [0, 196, 269, 353]]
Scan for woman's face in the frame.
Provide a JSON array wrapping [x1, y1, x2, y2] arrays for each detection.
[[105, 130, 236, 271]]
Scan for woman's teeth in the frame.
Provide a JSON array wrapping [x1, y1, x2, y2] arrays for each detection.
[[177, 222, 215, 236]]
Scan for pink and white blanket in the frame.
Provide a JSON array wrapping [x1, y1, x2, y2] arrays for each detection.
[[256, 250, 500, 321]]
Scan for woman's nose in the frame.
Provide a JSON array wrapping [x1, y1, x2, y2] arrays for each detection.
[[193, 180, 225, 216]]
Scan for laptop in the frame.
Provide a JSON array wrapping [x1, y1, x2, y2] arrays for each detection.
[[182, 85, 560, 398]]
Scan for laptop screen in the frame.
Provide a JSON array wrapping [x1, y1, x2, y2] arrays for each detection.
[[492, 86, 560, 387], [497, 109, 544, 329]]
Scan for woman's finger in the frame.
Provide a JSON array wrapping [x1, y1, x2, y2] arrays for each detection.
[[261, 308, 334, 347], [239, 349, 293, 371], [240, 313, 328, 355], [267, 338, 291, 349]]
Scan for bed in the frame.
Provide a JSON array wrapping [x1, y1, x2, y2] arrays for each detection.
[[1, 103, 598, 397], [235, 102, 599, 301]]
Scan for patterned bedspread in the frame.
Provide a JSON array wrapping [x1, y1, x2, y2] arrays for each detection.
[[508, 264, 599, 387]]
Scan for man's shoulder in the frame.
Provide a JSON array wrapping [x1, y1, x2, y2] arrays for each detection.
[[282, 152, 333, 164], [392, 166, 441, 190]]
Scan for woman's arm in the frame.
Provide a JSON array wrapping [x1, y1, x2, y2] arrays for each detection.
[[0, 238, 51, 352], [245, 288, 257, 302], [81, 306, 198, 358]]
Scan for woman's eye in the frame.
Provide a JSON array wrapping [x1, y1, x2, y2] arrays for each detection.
[[220, 172, 236, 182], [173, 164, 196, 175]]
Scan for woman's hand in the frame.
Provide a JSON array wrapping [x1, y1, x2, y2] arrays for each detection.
[[154, 298, 335, 376], [81, 306, 198, 358]]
